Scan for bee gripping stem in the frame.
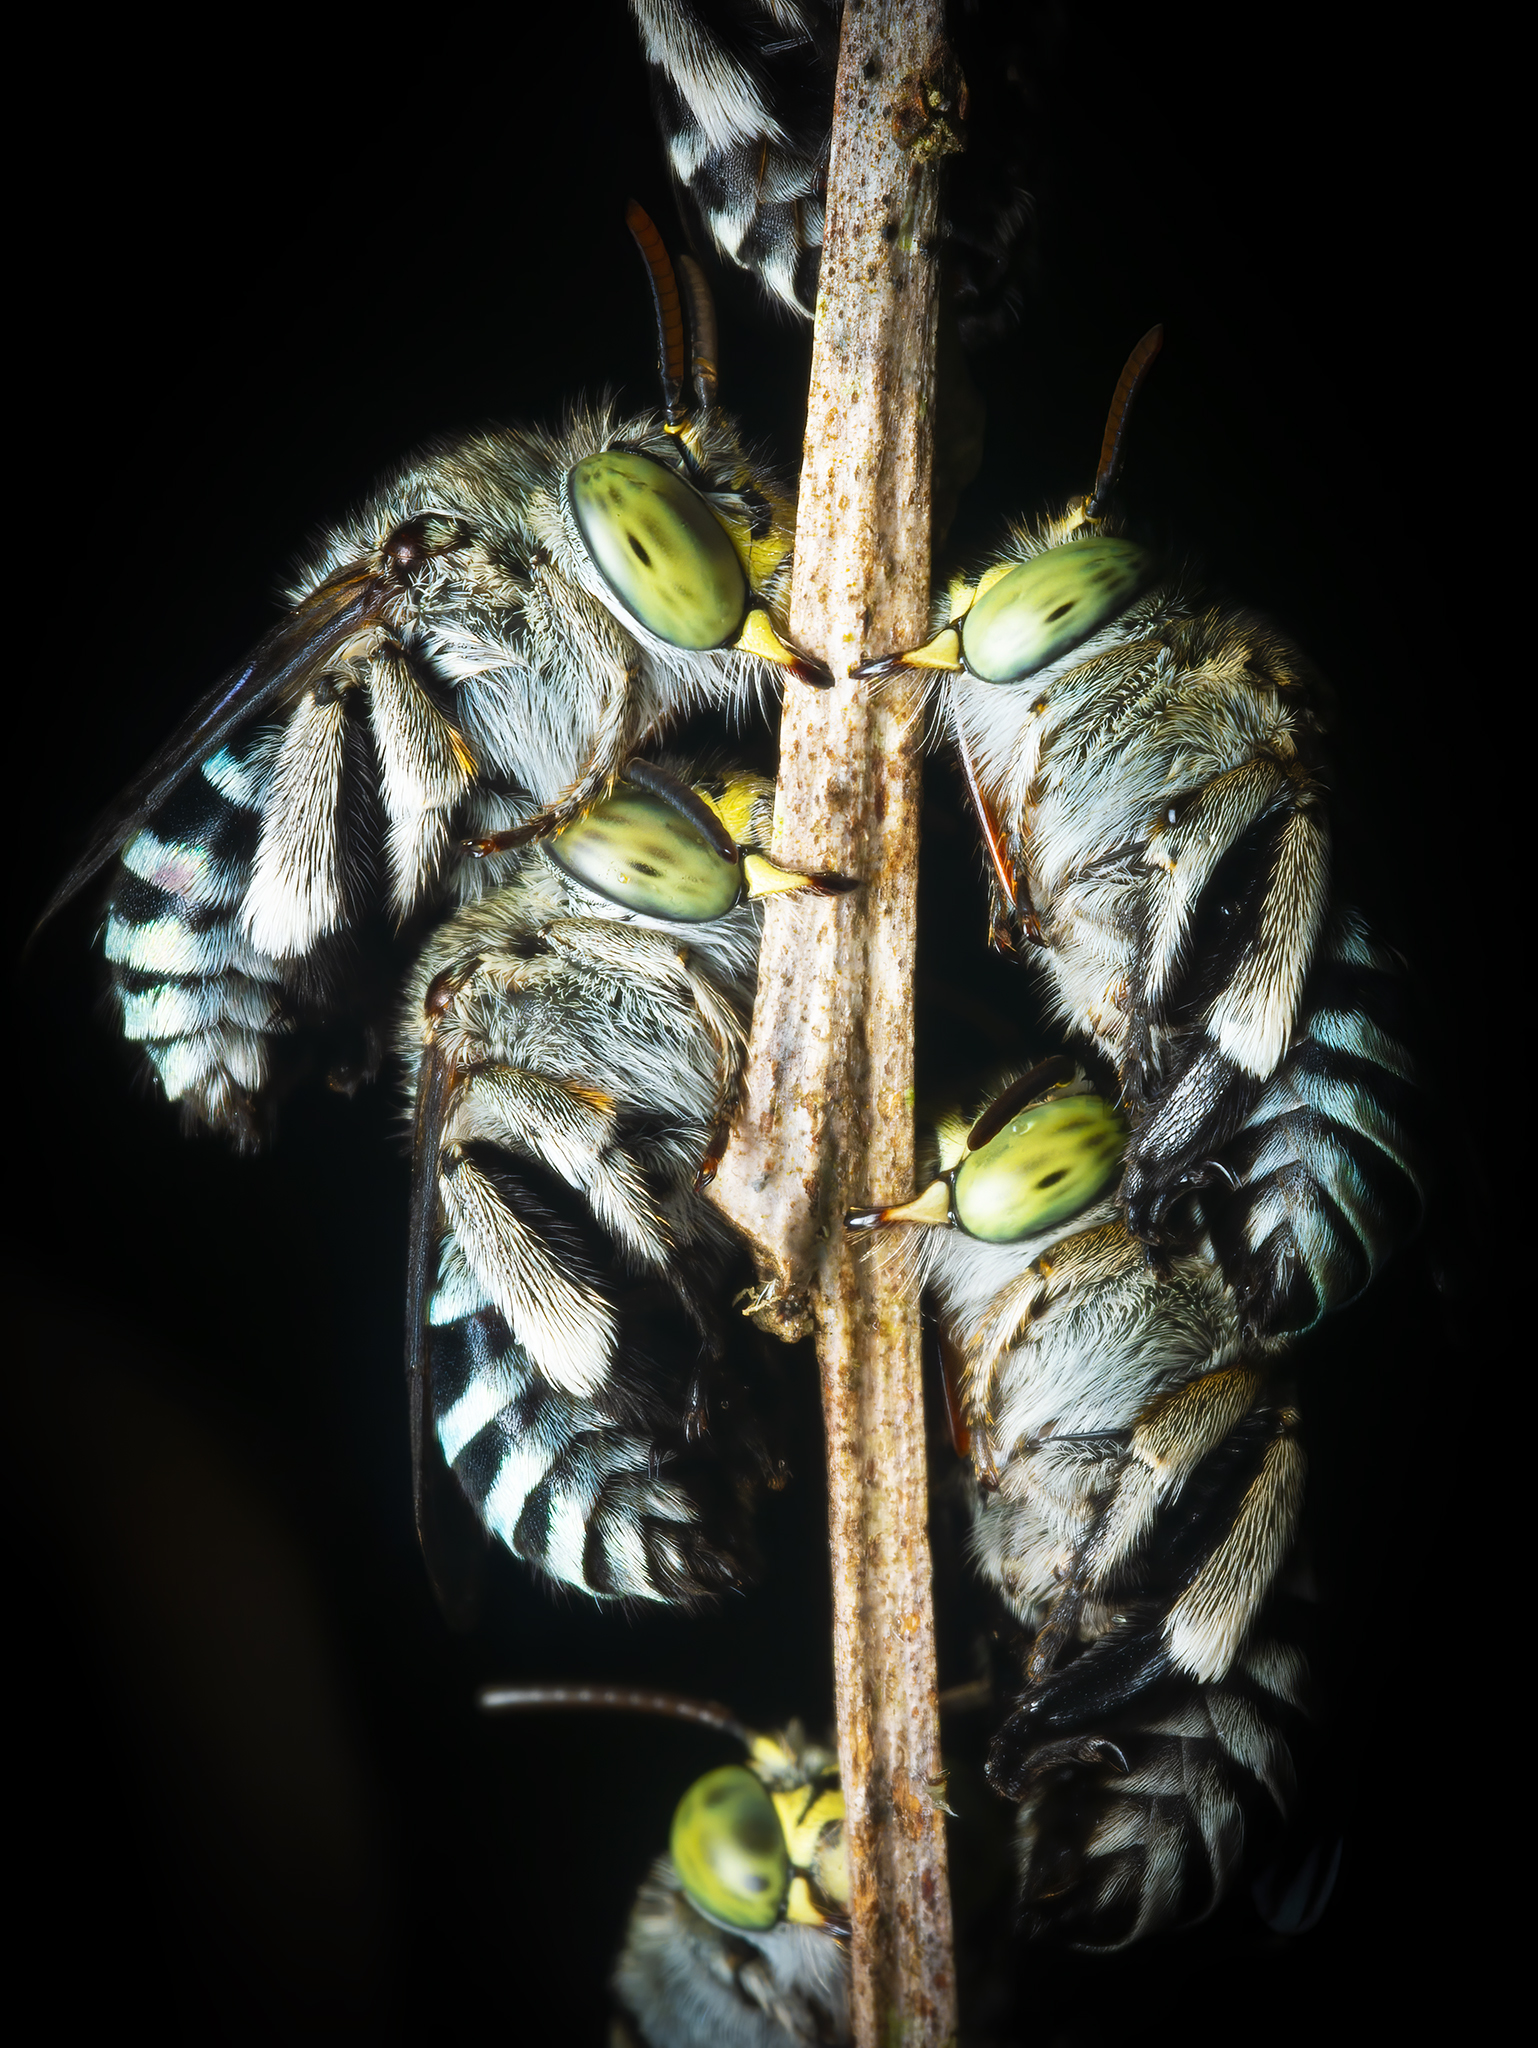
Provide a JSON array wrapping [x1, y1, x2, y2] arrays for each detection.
[[701, 7, 957, 2040]]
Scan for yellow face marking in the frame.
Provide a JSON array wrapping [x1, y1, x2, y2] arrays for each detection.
[[771, 1785, 845, 1869], [970, 558, 1019, 606], [772, 1782, 848, 1921], [890, 624, 963, 673], [745, 1730, 800, 1775], [872, 1178, 954, 1228], [696, 777, 759, 846], [712, 493, 794, 591], [731, 605, 804, 669], [742, 852, 820, 900], [783, 1876, 826, 1927]]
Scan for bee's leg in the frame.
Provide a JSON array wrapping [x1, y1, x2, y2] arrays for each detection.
[[692, 1120, 731, 1194], [1161, 1404, 1304, 1683], [542, 918, 748, 1131], [365, 639, 477, 915], [1120, 767, 1330, 1239], [1039, 1366, 1268, 1667], [449, 1064, 674, 1277], [468, 658, 642, 856], [435, 1138, 617, 1401], [245, 669, 379, 958], [989, 1392, 1301, 1789]]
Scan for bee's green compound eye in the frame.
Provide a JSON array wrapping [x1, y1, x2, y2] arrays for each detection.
[[569, 450, 747, 649], [953, 1093, 1127, 1243], [670, 1765, 790, 1931], [546, 787, 742, 922], [962, 537, 1149, 683]]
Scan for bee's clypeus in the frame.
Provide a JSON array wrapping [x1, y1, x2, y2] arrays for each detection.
[[858, 330, 1430, 1339], [402, 763, 844, 1611], [478, 1685, 850, 2048], [851, 1062, 1317, 1948], [40, 206, 820, 1147]]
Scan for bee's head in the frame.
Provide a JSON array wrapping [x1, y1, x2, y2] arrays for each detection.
[[847, 1058, 1127, 1247], [475, 1685, 847, 1935], [852, 326, 1165, 691], [671, 1739, 848, 1935], [555, 203, 826, 681]]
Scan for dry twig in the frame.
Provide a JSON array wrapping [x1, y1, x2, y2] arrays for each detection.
[[708, 4, 963, 2039]]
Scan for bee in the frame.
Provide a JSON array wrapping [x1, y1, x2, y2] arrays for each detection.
[[850, 1059, 1314, 1946], [403, 759, 845, 1611], [856, 330, 1430, 1338], [629, 0, 1030, 344], [630, 0, 839, 322], [476, 1684, 850, 2048], [39, 207, 820, 1146]]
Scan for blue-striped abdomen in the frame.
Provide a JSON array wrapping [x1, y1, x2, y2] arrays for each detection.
[[104, 740, 288, 1140]]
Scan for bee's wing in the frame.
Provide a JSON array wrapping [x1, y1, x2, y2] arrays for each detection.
[[406, 1036, 488, 1628], [33, 567, 391, 933]]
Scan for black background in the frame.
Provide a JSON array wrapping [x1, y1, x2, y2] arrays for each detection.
[[7, 5, 1495, 2042]]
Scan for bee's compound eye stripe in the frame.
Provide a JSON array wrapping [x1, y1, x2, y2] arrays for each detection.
[[670, 1765, 790, 1931], [952, 1094, 1127, 1242], [962, 537, 1149, 684], [546, 786, 741, 922], [569, 450, 746, 649]]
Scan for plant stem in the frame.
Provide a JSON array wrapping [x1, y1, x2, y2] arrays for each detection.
[[707, 5, 961, 2038]]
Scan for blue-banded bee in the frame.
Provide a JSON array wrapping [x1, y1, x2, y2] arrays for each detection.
[[477, 1685, 850, 2048], [857, 334, 1430, 1339], [851, 1061, 1314, 1947], [38, 209, 821, 1146], [403, 761, 845, 1612]]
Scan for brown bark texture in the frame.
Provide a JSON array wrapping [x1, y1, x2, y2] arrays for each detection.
[[706, 5, 962, 2040]]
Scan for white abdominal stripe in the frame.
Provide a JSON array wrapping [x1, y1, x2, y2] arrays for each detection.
[[105, 743, 288, 1138], [1132, 912, 1429, 1337], [103, 734, 403, 1141], [427, 1142, 750, 1604], [1011, 1635, 1310, 1950]]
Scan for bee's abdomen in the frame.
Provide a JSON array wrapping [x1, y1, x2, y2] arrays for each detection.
[[631, 0, 835, 319], [1012, 1638, 1310, 1949], [104, 745, 287, 1144], [630, 1, 1032, 345], [1203, 916, 1429, 1335], [428, 1196, 752, 1607]]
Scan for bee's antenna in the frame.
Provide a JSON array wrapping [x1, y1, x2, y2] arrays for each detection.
[[477, 1682, 750, 1744], [677, 252, 720, 415], [626, 200, 691, 430], [1086, 324, 1164, 519]]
